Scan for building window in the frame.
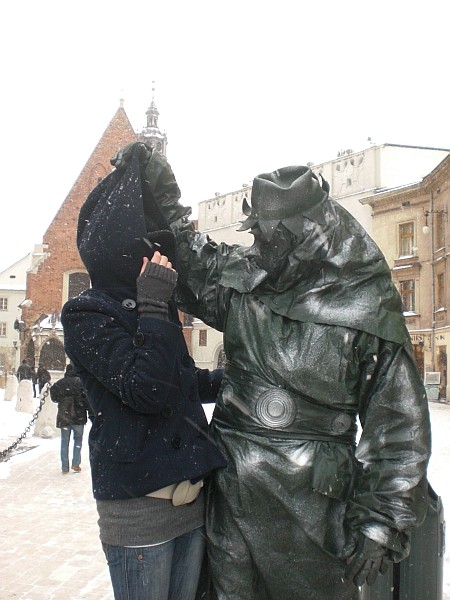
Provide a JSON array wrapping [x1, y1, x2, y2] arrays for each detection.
[[436, 212, 446, 249], [436, 273, 445, 309], [199, 329, 207, 346], [398, 222, 414, 257], [0, 297, 7, 310], [68, 272, 90, 299], [399, 280, 416, 312], [0, 322, 6, 336]]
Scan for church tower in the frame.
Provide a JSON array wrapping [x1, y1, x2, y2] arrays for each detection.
[[138, 83, 168, 155]]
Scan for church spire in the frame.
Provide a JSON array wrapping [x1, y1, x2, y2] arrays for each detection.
[[138, 82, 168, 155]]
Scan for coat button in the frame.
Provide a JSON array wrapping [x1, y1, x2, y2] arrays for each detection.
[[122, 298, 136, 310], [161, 405, 173, 418], [171, 435, 182, 449], [133, 332, 145, 347]]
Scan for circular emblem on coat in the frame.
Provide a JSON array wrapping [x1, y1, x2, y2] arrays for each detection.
[[331, 412, 353, 434], [255, 389, 296, 429]]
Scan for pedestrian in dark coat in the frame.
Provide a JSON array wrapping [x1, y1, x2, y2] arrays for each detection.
[[50, 363, 90, 473], [36, 365, 51, 392], [16, 360, 31, 382], [30, 367, 38, 397], [61, 143, 226, 600]]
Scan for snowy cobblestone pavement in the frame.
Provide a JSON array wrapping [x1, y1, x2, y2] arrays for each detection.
[[0, 394, 112, 599], [0, 391, 449, 599]]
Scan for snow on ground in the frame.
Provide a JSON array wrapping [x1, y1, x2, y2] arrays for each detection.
[[1, 388, 449, 597]]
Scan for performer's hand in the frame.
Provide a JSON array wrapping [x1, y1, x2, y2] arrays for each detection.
[[345, 533, 390, 587]]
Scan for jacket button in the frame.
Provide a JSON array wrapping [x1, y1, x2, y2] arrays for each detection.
[[122, 298, 136, 310], [161, 405, 173, 418], [171, 435, 182, 449], [133, 332, 145, 347]]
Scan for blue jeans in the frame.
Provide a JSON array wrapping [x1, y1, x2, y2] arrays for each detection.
[[102, 526, 206, 600], [60, 424, 84, 472]]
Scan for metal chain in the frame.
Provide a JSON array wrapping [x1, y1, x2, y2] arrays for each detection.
[[0, 385, 51, 462]]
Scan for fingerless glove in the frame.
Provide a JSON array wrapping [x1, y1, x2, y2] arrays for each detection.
[[136, 261, 177, 320]]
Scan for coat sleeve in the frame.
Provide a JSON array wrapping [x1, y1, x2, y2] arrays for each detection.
[[174, 228, 235, 331], [49, 381, 62, 404], [62, 295, 188, 415], [344, 334, 431, 560]]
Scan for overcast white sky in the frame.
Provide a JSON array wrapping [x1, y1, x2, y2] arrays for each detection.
[[0, 0, 448, 272]]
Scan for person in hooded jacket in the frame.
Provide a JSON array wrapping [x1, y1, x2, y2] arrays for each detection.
[[61, 142, 226, 600], [50, 363, 90, 473], [150, 163, 432, 600]]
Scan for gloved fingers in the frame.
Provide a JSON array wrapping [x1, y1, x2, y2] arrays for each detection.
[[344, 554, 366, 583], [344, 534, 389, 587], [346, 556, 390, 587], [366, 558, 382, 586], [379, 556, 390, 575], [350, 559, 372, 588]]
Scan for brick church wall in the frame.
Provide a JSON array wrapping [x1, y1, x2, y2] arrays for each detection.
[[21, 105, 194, 359], [22, 107, 137, 346]]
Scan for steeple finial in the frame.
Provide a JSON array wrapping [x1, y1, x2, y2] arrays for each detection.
[[138, 81, 168, 155]]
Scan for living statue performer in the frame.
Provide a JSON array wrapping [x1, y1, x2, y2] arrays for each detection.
[[117, 144, 431, 600]]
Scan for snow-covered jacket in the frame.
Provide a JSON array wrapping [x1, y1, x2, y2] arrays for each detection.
[[61, 143, 226, 501]]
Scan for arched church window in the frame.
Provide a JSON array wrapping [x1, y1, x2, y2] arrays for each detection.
[[39, 338, 65, 371], [66, 272, 90, 301]]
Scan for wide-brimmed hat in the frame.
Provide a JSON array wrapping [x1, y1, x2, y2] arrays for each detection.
[[237, 166, 329, 240]]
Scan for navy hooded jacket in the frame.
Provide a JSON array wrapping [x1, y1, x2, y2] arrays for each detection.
[[61, 143, 226, 500]]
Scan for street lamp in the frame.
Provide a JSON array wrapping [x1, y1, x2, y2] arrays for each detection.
[[423, 209, 447, 235]]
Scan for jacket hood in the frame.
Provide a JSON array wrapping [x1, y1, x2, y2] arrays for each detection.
[[220, 171, 409, 344], [77, 143, 189, 297]]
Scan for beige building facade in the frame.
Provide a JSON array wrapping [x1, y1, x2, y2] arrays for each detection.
[[0, 254, 31, 373], [363, 154, 450, 398], [190, 144, 450, 394], [312, 143, 449, 233]]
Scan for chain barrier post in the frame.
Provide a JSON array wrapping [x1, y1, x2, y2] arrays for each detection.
[[0, 385, 51, 462]]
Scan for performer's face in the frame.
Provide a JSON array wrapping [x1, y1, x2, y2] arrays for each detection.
[[251, 223, 295, 275]]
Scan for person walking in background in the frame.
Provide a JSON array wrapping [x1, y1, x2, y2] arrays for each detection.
[[50, 363, 90, 474], [36, 364, 51, 393], [30, 366, 38, 397], [16, 359, 31, 382]]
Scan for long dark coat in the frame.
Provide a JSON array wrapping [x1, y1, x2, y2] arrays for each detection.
[[172, 173, 431, 600]]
